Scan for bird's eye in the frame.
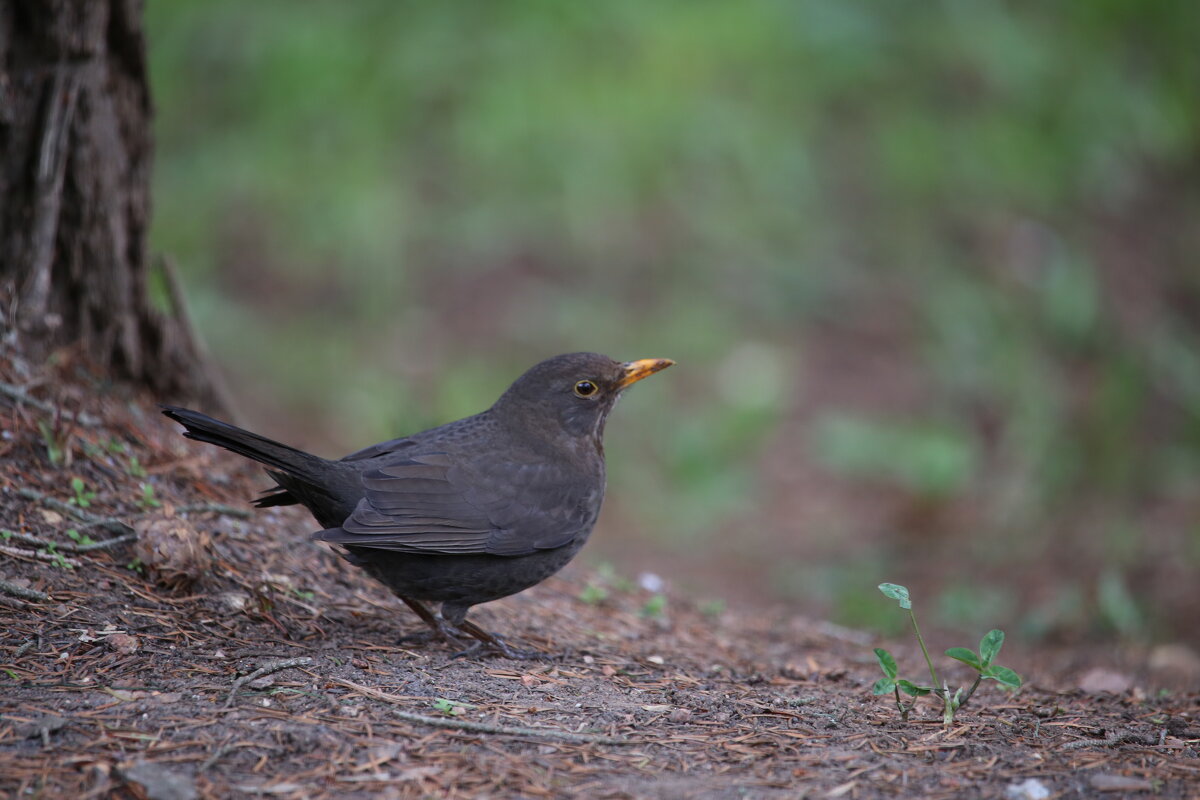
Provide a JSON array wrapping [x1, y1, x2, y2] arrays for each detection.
[[573, 380, 598, 397]]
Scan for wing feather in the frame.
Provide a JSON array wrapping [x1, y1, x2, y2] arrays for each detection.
[[312, 451, 594, 557]]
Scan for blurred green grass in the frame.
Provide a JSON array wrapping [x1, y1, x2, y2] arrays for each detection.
[[147, 1, 1200, 645]]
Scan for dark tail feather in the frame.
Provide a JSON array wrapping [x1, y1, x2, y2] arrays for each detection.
[[255, 481, 297, 508], [160, 405, 327, 483]]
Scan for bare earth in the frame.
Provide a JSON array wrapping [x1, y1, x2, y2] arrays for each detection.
[[2, 349, 1197, 799]]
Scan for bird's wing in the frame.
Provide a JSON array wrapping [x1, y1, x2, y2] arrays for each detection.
[[313, 452, 594, 557], [338, 436, 419, 462]]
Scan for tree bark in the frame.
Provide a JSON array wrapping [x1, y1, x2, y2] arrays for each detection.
[[0, 0, 224, 410]]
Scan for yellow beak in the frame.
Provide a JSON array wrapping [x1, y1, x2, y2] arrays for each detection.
[[616, 358, 675, 389]]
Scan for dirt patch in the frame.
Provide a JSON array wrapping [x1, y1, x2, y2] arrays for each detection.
[[1, 346, 1197, 798]]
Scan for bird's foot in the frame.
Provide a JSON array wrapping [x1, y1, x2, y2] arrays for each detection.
[[450, 636, 544, 661], [451, 618, 551, 660], [394, 595, 551, 659]]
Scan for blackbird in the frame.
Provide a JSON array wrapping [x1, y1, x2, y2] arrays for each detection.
[[162, 352, 673, 657]]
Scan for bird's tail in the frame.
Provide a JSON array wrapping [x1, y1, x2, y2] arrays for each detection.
[[160, 405, 328, 487]]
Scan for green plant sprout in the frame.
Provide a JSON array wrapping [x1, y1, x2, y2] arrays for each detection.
[[68, 477, 96, 507], [431, 698, 474, 716], [126, 455, 147, 478], [38, 420, 66, 466], [640, 594, 667, 618], [136, 482, 162, 509], [699, 598, 727, 617], [41, 542, 74, 571], [578, 583, 609, 605], [65, 528, 97, 547], [873, 583, 1021, 725]]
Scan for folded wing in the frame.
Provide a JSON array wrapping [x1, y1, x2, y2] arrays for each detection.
[[314, 452, 593, 557]]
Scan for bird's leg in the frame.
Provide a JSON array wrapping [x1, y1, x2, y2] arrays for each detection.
[[435, 602, 544, 660], [396, 595, 466, 647], [396, 596, 544, 659], [453, 618, 544, 660]]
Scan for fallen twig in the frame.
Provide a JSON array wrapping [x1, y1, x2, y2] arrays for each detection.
[[198, 738, 237, 773], [4, 528, 135, 554], [1061, 730, 1161, 750], [178, 502, 252, 519], [71, 533, 138, 552], [225, 657, 314, 708], [15, 486, 134, 534], [0, 578, 50, 602], [0, 379, 101, 426], [0, 542, 82, 568], [332, 677, 631, 745]]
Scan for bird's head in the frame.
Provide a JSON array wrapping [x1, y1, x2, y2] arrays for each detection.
[[493, 352, 674, 444]]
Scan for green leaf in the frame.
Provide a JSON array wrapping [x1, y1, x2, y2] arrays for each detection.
[[984, 665, 1022, 689], [432, 698, 469, 715], [945, 647, 982, 671], [872, 677, 897, 695], [640, 594, 667, 618], [878, 583, 911, 610], [874, 647, 898, 679], [897, 680, 932, 697], [979, 629, 1004, 666], [578, 584, 608, 605]]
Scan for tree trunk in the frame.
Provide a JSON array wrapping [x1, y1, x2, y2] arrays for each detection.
[[0, 0, 224, 410]]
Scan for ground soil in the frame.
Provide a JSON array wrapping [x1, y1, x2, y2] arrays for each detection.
[[2, 345, 1198, 799]]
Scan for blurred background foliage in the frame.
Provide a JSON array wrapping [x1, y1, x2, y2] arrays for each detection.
[[146, 1, 1200, 647]]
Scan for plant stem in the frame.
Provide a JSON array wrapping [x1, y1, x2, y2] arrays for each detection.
[[893, 686, 915, 721], [907, 607, 941, 692], [956, 672, 984, 710]]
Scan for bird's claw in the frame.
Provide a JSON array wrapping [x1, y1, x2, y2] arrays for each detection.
[[450, 637, 544, 661]]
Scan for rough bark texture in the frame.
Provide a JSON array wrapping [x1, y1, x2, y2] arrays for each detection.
[[0, 0, 224, 410]]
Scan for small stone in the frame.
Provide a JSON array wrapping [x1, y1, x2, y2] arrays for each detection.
[[220, 592, 249, 612], [1078, 668, 1134, 694], [668, 708, 692, 723], [118, 761, 198, 800], [1005, 778, 1051, 800], [15, 715, 67, 740], [1148, 643, 1200, 686], [107, 633, 139, 655], [1089, 774, 1154, 792], [638, 572, 665, 593]]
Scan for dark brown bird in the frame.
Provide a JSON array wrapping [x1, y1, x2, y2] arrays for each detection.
[[162, 352, 673, 657]]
